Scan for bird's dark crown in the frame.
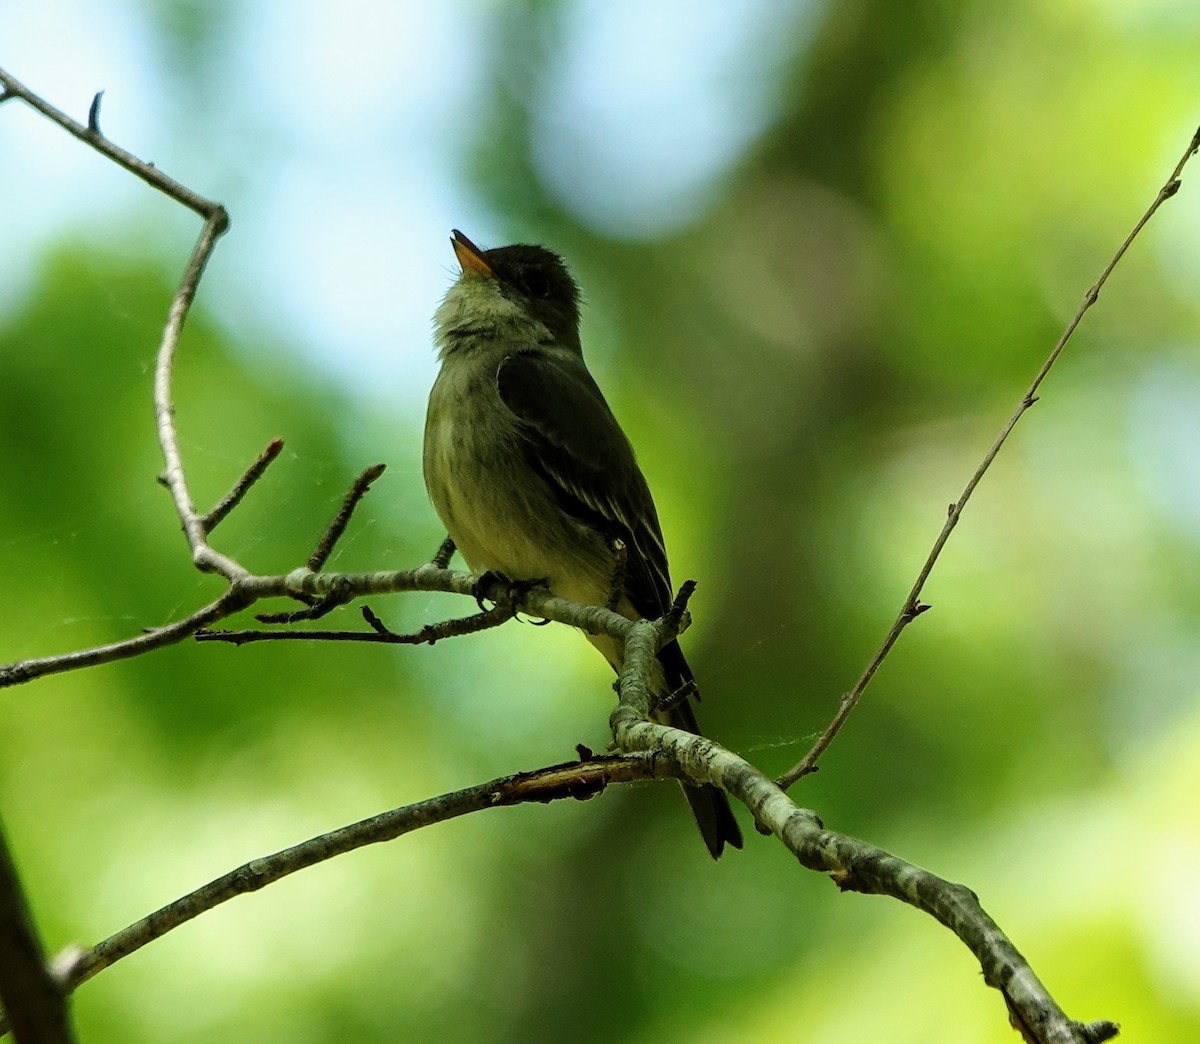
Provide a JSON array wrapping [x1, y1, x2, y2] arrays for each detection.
[[484, 244, 582, 349]]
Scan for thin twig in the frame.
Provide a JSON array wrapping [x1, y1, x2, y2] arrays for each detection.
[[0, 591, 252, 689], [197, 603, 516, 645], [200, 438, 285, 534], [361, 606, 391, 633], [240, 462, 389, 624], [255, 592, 345, 624], [0, 68, 224, 219], [661, 579, 698, 641], [357, 602, 517, 643], [775, 122, 1200, 791], [307, 464, 387, 570], [154, 212, 238, 577], [86, 90, 103, 135]]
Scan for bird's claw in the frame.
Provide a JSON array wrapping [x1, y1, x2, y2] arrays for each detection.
[[473, 571, 549, 612]]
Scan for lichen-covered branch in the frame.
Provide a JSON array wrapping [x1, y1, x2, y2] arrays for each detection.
[[609, 621, 1117, 1044]]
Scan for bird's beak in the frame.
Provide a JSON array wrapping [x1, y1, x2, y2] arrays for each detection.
[[451, 229, 493, 278]]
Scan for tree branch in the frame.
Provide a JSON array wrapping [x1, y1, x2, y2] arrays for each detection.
[[0, 592, 250, 688], [0, 821, 74, 1043], [1, 594, 1121, 1044], [609, 620, 1116, 1044], [776, 121, 1200, 790], [0, 755, 659, 1038], [0, 65, 238, 583], [0, 566, 631, 689], [0, 69, 224, 218], [154, 211, 238, 577]]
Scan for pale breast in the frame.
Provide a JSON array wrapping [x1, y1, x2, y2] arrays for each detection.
[[424, 358, 613, 606]]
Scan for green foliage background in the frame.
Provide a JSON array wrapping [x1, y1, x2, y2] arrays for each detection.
[[3, 2, 1200, 1041]]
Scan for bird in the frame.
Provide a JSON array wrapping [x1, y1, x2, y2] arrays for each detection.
[[423, 229, 742, 858]]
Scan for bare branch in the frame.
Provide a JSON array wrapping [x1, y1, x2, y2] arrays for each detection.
[[0, 68, 225, 221], [0, 591, 249, 689], [0, 566, 630, 690], [0, 65, 238, 583], [247, 599, 511, 643], [154, 212, 238, 577], [776, 122, 1200, 790], [254, 593, 343, 625], [198, 602, 517, 645], [0, 755, 658, 1037]]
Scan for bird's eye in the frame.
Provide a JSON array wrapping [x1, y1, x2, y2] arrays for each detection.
[[523, 270, 550, 299]]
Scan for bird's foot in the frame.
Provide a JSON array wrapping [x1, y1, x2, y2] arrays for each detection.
[[473, 571, 550, 613]]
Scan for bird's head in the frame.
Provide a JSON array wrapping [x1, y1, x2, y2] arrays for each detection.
[[434, 230, 582, 358]]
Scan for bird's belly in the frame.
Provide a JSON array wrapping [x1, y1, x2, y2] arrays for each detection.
[[425, 419, 611, 608], [448, 484, 562, 584]]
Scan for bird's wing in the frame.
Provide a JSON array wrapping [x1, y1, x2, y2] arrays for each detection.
[[495, 348, 674, 618]]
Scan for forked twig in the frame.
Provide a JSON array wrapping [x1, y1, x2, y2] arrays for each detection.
[[776, 122, 1200, 790], [246, 463, 389, 623], [0, 67, 235, 579]]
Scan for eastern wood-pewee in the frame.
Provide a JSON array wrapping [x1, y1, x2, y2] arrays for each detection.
[[423, 230, 742, 858]]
